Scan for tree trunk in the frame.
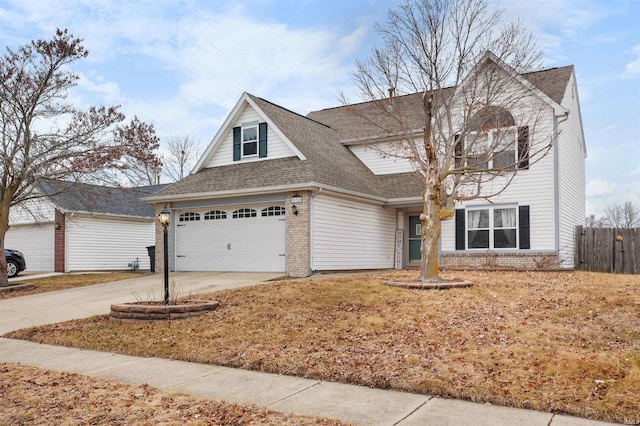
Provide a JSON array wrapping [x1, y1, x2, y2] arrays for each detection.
[[419, 176, 441, 282], [0, 197, 10, 287], [418, 93, 441, 282]]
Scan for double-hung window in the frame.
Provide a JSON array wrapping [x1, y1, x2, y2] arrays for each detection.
[[467, 206, 517, 249], [242, 122, 258, 157]]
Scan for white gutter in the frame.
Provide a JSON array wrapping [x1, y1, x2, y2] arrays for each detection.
[[142, 182, 389, 206]]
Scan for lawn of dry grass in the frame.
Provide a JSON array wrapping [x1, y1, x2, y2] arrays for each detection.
[[0, 363, 349, 425], [1, 272, 148, 299], [6, 270, 640, 423]]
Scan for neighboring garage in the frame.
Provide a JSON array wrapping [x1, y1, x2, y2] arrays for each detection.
[[174, 204, 286, 273], [66, 216, 155, 271], [5, 223, 55, 271], [7, 179, 166, 273]]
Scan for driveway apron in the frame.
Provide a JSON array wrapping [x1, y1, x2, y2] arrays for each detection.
[[0, 272, 282, 334]]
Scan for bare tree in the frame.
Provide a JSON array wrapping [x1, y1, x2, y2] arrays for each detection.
[[600, 201, 640, 228], [348, 0, 550, 281], [89, 116, 163, 187], [585, 214, 607, 228], [0, 29, 159, 285], [163, 135, 201, 182]]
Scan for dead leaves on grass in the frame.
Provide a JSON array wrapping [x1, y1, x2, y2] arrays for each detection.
[[6, 270, 640, 423], [0, 363, 350, 425]]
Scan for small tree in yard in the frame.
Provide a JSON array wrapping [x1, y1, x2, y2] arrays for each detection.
[[349, 0, 552, 282], [0, 29, 161, 286]]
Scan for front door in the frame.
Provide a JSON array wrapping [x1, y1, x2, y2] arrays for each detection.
[[408, 215, 421, 263]]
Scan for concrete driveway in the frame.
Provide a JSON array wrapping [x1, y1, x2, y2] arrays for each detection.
[[0, 272, 283, 334]]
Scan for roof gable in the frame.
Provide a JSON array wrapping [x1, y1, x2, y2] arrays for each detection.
[[193, 93, 306, 173], [458, 52, 568, 116]]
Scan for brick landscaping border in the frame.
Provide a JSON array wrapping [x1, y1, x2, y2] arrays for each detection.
[[110, 300, 220, 322], [384, 279, 473, 290]]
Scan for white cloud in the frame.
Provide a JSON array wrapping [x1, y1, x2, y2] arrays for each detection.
[[0, 0, 367, 144], [624, 44, 640, 78], [586, 178, 616, 197]]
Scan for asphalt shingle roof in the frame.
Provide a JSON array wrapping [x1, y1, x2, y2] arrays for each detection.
[[307, 66, 574, 142], [151, 64, 573, 203], [36, 179, 168, 218]]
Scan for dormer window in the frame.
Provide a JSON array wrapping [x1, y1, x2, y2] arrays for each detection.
[[233, 122, 268, 161], [242, 123, 258, 157]]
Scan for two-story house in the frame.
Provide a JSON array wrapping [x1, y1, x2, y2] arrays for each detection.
[[144, 53, 586, 277]]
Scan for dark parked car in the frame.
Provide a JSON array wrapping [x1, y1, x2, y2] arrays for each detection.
[[4, 249, 26, 278]]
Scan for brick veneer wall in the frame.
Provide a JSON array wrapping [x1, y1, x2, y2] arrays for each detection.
[[54, 209, 65, 272], [154, 204, 171, 274], [286, 191, 311, 278], [441, 251, 561, 270]]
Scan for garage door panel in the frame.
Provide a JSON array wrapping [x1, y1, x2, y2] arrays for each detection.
[[175, 206, 286, 272], [5, 224, 55, 271]]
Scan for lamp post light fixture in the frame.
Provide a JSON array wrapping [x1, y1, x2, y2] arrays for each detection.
[[157, 208, 171, 305]]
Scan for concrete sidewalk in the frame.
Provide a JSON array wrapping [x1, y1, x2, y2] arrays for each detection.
[[0, 273, 618, 425], [0, 338, 614, 426]]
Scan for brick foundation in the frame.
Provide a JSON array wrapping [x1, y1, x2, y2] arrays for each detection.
[[441, 251, 561, 270]]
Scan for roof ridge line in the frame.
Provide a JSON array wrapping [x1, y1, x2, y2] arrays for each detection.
[[249, 94, 333, 130]]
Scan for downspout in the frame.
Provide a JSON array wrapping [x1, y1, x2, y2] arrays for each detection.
[[553, 110, 570, 256]]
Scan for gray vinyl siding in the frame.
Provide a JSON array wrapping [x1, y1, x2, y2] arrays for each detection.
[[311, 194, 396, 270], [350, 142, 416, 175]]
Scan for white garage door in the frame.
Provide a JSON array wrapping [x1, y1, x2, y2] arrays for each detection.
[[5, 223, 55, 272], [175, 204, 286, 272]]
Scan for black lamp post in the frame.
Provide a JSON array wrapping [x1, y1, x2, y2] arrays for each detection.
[[157, 208, 171, 305]]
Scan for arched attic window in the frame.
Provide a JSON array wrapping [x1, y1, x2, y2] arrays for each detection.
[[455, 106, 529, 170]]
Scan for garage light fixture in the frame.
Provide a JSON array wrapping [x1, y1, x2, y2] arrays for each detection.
[[158, 208, 171, 227], [292, 205, 298, 216]]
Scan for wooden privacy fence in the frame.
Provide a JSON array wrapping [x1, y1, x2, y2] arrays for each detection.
[[575, 226, 640, 274]]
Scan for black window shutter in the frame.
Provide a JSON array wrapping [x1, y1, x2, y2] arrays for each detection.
[[519, 205, 530, 249], [517, 126, 529, 169], [258, 122, 268, 158], [455, 209, 465, 250], [454, 134, 463, 168], [233, 126, 241, 161]]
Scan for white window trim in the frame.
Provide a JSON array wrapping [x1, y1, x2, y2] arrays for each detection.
[[465, 127, 518, 171], [233, 208, 257, 219], [261, 206, 286, 217], [179, 212, 201, 222], [204, 210, 227, 220], [241, 121, 259, 159], [466, 204, 519, 250]]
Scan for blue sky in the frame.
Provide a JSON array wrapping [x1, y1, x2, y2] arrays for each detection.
[[1, 0, 638, 217]]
